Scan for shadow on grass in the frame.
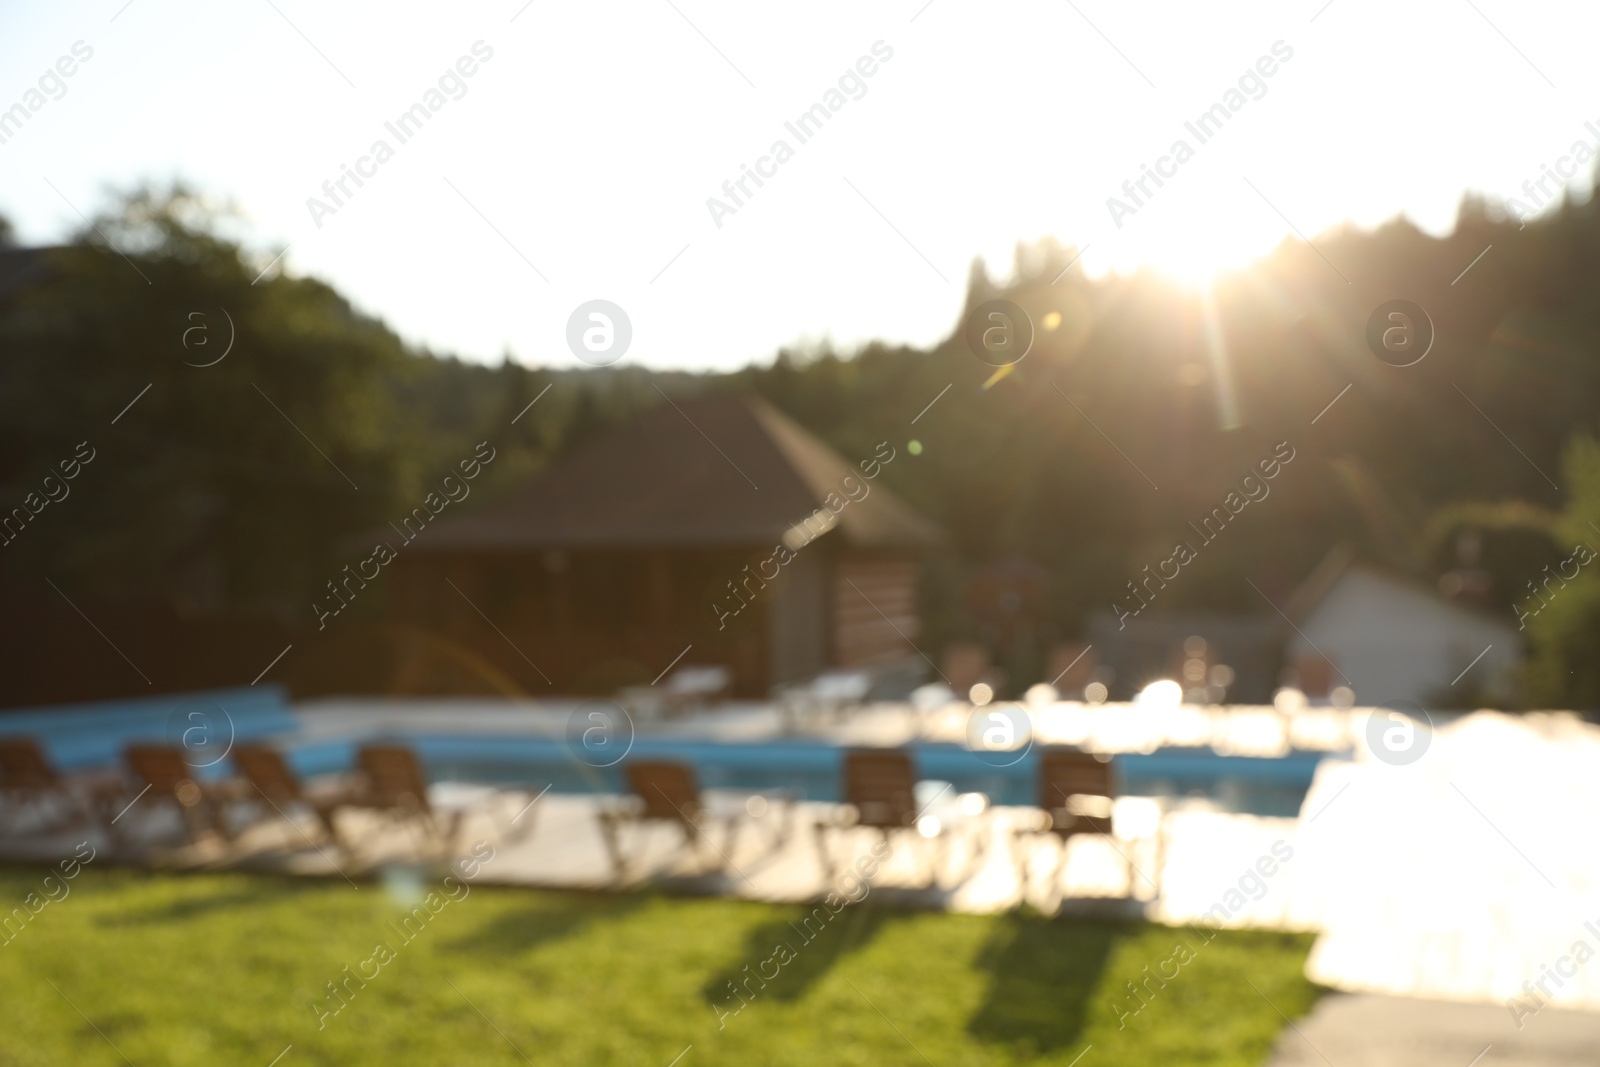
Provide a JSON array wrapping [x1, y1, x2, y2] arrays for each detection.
[[444, 889, 651, 958], [94, 876, 325, 926], [965, 914, 1128, 1057], [701, 896, 916, 1012]]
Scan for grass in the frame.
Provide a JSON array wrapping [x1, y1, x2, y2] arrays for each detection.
[[0, 862, 1319, 1066]]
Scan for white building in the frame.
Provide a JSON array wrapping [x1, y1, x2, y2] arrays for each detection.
[[1284, 548, 1521, 707]]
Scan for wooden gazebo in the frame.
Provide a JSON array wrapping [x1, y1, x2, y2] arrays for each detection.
[[390, 394, 943, 695]]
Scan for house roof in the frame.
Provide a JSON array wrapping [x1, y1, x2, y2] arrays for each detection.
[[412, 393, 944, 552], [1284, 544, 1363, 623], [1285, 544, 1514, 630]]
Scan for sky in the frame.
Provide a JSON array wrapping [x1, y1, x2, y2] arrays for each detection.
[[2, 0, 1598, 371]]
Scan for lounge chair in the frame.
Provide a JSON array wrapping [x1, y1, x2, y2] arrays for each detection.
[[816, 749, 944, 882], [777, 669, 875, 732], [122, 745, 237, 845], [337, 745, 465, 858], [598, 761, 731, 880], [1014, 748, 1152, 900], [0, 738, 119, 835], [229, 743, 351, 843], [662, 666, 731, 717]]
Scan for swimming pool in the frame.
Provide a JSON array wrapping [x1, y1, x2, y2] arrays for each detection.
[[284, 735, 1327, 818], [0, 688, 1330, 818]]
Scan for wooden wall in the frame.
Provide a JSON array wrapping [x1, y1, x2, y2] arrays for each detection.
[[833, 555, 921, 668], [392, 547, 768, 695], [390, 546, 925, 696]]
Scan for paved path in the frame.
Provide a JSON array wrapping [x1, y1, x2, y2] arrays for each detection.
[[1262, 992, 1600, 1067]]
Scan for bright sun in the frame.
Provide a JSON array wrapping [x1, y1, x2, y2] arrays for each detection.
[[1140, 220, 1274, 287], [1101, 180, 1297, 289]]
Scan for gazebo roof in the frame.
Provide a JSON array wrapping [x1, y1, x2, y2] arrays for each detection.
[[413, 393, 943, 552]]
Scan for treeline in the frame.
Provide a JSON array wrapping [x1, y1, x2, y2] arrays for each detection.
[[5, 183, 1600, 704]]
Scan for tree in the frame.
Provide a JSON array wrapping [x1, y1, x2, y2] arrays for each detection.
[[0, 185, 420, 617], [1522, 436, 1600, 708]]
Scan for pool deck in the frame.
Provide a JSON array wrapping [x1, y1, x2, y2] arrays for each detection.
[[6, 696, 1600, 1046], [0, 697, 1329, 925], [0, 779, 1307, 924], [286, 693, 1357, 758]]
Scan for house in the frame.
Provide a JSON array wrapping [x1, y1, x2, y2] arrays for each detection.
[[389, 393, 943, 696], [1283, 547, 1521, 706]]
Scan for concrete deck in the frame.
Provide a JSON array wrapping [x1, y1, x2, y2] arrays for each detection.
[[0, 783, 1301, 923]]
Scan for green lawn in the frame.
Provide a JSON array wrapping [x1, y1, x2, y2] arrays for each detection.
[[0, 863, 1318, 1066]]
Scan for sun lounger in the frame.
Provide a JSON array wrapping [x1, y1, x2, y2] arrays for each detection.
[[815, 749, 946, 882], [228, 743, 352, 843], [1014, 748, 1155, 901], [334, 744, 467, 858], [0, 738, 120, 835], [123, 745, 237, 845], [598, 761, 719, 879]]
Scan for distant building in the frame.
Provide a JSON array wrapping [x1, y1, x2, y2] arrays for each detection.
[[1083, 548, 1524, 708], [1284, 547, 1521, 706], [391, 394, 942, 695]]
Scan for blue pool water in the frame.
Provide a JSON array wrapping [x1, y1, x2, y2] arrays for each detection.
[[284, 736, 1327, 818], [1, 688, 1328, 818], [0, 685, 295, 775]]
